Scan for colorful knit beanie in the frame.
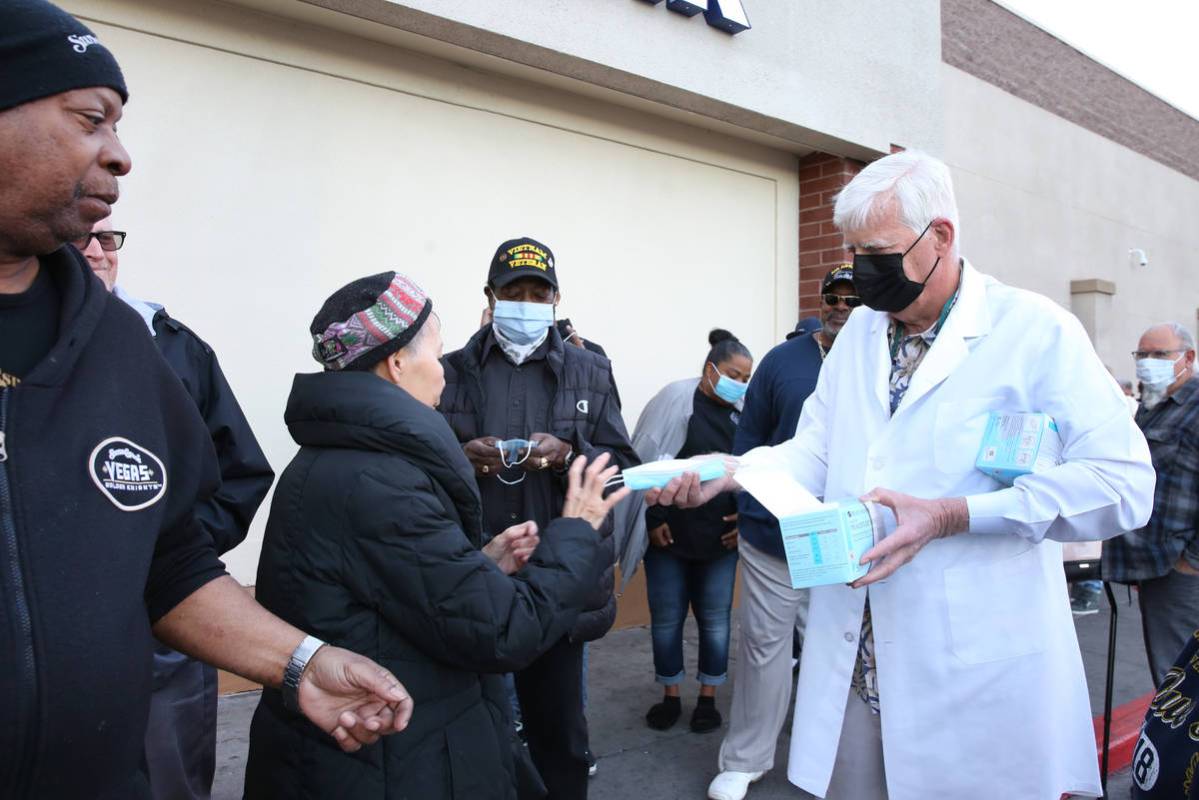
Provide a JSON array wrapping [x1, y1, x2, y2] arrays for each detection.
[[310, 272, 433, 371]]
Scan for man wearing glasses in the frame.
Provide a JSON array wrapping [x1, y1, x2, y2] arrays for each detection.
[[76, 217, 275, 799], [1104, 322, 1199, 687], [709, 265, 859, 800]]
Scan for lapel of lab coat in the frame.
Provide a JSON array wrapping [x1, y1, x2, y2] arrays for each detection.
[[885, 261, 992, 421]]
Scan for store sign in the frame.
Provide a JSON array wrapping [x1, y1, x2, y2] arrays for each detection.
[[641, 0, 751, 35]]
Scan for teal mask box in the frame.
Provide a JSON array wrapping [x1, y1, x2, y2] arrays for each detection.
[[974, 412, 1062, 486], [778, 501, 883, 590]]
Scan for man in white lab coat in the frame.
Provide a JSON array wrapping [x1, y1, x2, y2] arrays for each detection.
[[650, 150, 1155, 800]]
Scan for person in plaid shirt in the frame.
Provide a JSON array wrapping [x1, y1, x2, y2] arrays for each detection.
[[1104, 322, 1199, 686]]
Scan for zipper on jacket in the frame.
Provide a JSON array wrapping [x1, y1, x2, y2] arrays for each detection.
[[0, 388, 37, 796]]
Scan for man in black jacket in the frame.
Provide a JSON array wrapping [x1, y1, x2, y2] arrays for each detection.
[[441, 237, 639, 799], [79, 216, 275, 799], [0, 3, 413, 797]]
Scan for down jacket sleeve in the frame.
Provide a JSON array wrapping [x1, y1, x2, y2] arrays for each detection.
[[346, 465, 602, 674]]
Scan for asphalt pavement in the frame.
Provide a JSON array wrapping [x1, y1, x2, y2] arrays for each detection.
[[214, 584, 1152, 799]]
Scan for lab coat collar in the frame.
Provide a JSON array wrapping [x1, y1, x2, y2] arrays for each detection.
[[864, 259, 992, 419]]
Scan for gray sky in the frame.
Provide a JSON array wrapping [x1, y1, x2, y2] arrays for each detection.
[[995, 0, 1199, 121]]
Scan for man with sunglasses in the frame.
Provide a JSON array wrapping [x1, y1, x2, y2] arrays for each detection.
[[1104, 322, 1199, 688], [77, 216, 275, 799], [708, 265, 857, 800]]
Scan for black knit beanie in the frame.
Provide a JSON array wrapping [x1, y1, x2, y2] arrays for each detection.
[[0, 0, 128, 113]]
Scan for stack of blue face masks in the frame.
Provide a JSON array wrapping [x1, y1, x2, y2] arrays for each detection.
[[605, 457, 727, 491]]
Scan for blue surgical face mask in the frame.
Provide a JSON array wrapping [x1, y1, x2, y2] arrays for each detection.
[[609, 457, 727, 492], [495, 438, 537, 485], [1136, 356, 1180, 390], [493, 300, 555, 345], [707, 363, 748, 404]]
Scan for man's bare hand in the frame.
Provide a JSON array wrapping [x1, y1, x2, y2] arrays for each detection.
[[648, 523, 673, 548], [528, 433, 572, 470], [562, 453, 631, 529], [463, 437, 502, 476], [644, 470, 736, 510], [483, 521, 540, 574], [851, 488, 969, 589], [1175, 556, 1199, 576], [298, 646, 414, 753], [721, 513, 739, 549]]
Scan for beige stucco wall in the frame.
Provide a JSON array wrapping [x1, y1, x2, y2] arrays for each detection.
[[942, 63, 1199, 381], [238, 0, 944, 160], [67, 0, 800, 583]]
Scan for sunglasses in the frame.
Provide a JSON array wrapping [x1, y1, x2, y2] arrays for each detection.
[[72, 231, 127, 252], [823, 293, 862, 308]]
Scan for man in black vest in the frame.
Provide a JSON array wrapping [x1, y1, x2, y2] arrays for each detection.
[[440, 237, 638, 799], [79, 216, 275, 799]]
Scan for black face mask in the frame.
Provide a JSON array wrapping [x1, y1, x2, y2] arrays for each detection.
[[852, 221, 941, 313]]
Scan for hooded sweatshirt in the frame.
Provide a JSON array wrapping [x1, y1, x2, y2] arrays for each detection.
[[0, 246, 226, 799]]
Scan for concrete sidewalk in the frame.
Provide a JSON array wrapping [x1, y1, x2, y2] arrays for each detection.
[[214, 585, 1152, 799]]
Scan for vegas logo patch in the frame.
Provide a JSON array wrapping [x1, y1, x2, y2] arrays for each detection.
[[88, 436, 168, 511]]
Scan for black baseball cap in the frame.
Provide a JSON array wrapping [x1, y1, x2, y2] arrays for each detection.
[[821, 264, 854, 293], [487, 237, 558, 289], [824, 262, 853, 293]]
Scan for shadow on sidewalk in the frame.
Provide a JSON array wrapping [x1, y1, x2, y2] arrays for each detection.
[[213, 585, 1152, 799]]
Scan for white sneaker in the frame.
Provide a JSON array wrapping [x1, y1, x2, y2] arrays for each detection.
[[707, 770, 765, 800]]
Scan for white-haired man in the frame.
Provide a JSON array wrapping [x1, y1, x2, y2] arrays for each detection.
[[1104, 322, 1199, 688], [651, 150, 1154, 800]]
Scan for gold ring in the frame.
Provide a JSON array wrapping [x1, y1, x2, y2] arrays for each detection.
[[482, 465, 489, 474], [540, 457, 549, 470]]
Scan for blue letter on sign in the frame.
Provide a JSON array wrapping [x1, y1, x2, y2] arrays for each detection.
[[703, 0, 750, 34], [644, 0, 751, 34]]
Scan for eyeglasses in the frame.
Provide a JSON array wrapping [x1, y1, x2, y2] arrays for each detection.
[[72, 231, 126, 252], [1132, 349, 1185, 360], [823, 293, 862, 308]]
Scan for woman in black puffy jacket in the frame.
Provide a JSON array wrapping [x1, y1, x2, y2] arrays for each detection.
[[243, 272, 627, 800]]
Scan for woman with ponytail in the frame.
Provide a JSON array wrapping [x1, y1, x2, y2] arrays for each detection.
[[627, 329, 752, 734]]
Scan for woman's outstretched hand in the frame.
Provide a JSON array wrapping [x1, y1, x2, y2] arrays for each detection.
[[562, 453, 630, 530]]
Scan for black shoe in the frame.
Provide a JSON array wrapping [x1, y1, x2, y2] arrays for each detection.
[[646, 695, 682, 730], [690, 697, 722, 734]]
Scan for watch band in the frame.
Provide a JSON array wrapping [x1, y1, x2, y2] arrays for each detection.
[[282, 635, 327, 712]]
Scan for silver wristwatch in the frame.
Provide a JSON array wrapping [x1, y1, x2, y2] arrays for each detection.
[[282, 635, 327, 712]]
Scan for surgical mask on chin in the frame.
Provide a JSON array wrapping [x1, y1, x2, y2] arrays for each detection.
[[852, 220, 941, 313], [492, 300, 554, 345], [607, 457, 728, 492], [1137, 356, 1181, 408], [707, 364, 748, 404]]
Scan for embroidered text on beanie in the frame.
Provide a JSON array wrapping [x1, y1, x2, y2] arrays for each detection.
[[0, 0, 128, 113]]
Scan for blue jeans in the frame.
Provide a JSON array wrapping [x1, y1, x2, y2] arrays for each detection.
[[643, 546, 738, 686]]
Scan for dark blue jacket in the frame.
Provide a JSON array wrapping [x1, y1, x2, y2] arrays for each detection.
[[733, 333, 823, 559]]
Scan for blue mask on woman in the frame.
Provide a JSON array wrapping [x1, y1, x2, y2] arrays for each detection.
[[493, 300, 555, 345], [708, 363, 748, 404]]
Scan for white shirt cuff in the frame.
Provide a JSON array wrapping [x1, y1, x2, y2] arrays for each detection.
[[966, 488, 1024, 536]]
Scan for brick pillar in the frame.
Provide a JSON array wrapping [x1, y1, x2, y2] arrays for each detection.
[[798, 153, 863, 320]]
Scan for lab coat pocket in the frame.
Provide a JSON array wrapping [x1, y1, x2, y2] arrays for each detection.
[[943, 545, 1049, 664], [932, 396, 1002, 475]]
